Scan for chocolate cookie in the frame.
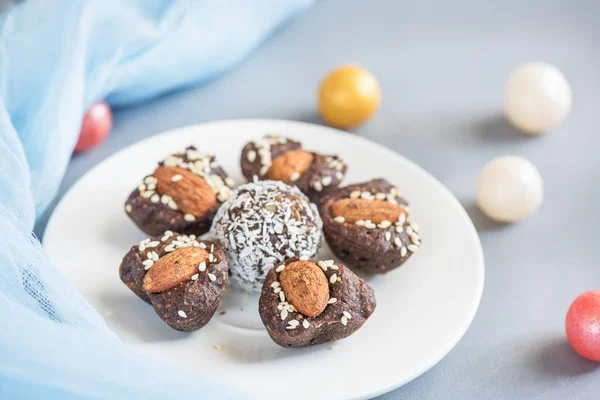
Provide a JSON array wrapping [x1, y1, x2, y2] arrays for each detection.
[[320, 179, 421, 274], [240, 134, 347, 202], [259, 256, 376, 348], [211, 180, 322, 293], [119, 232, 228, 332], [125, 146, 235, 236]]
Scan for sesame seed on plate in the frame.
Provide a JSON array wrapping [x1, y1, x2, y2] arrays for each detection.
[[208, 273, 217, 281], [214, 343, 223, 351], [334, 216, 345, 223], [341, 316, 348, 326], [178, 310, 187, 318], [184, 214, 196, 222]]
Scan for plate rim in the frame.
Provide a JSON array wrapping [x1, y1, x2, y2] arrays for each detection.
[[44, 118, 485, 399]]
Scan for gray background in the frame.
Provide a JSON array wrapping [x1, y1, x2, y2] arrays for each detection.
[[35, 0, 600, 399]]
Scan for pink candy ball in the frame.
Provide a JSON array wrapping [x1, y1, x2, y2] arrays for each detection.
[[75, 101, 112, 153], [565, 290, 600, 361]]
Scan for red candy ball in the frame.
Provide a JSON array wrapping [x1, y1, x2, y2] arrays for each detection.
[[74, 101, 112, 153], [565, 290, 600, 361]]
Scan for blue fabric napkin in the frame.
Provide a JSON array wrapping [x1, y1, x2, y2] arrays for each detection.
[[0, 0, 312, 398]]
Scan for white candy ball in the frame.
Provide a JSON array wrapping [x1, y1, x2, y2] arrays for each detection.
[[504, 62, 572, 135], [476, 156, 543, 222]]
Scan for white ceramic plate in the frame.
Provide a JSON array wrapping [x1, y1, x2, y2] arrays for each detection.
[[44, 119, 484, 400]]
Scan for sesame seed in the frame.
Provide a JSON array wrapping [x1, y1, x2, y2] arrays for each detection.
[[138, 244, 146, 252], [276, 265, 285, 273], [401, 246, 408, 257], [208, 273, 217, 281], [279, 291, 286, 302], [141, 190, 154, 199], [274, 287, 281, 294], [160, 195, 171, 204], [394, 237, 403, 247], [329, 264, 339, 270], [378, 220, 392, 228], [313, 181, 323, 192], [343, 311, 352, 319], [225, 177, 235, 188], [407, 244, 420, 253], [208, 253, 214, 263], [321, 176, 332, 186], [411, 223, 420, 232], [290, 171, 301, 181], [303, 319, 310, 329], [146, 241, 159, 248], [375, 193, 387, 201], [140, 238, 151, 245], [388, 198, 398, 205], [178, 310, 187, 318], [410, 233, 420, 244], [211, 244, 214, 253], [214, 343, 223, 351], [350, 191, 361, 199], [151, 251, 159, 261], [355, 220, 365, 226], [361, 191, 373, 200], [365, 222, 376, 229], [286, 326, 296, 330], [385, 232, 391, 241], [271, 281, 280, 288], [164, 230, 173, 236], [336, 172, 344, 180], [171, 174, 183, 182], [281, 309, 288, 320], [191, 273, 199, 281], [183, 213, 196, 222], [125, 204, 132, 213], [328, 297, 337, 304], [399, 213, 407, 224], [199, 242, 207, 249], [300, 255, 309, 261], [168, 201, 178, 210], [260, 165, 269, 176], [324, 260, 335, 266], [164, 245, 175, 252], [198, 262, 206, 271], [341, 316, 348, 325], [143, 259, 154, 270], [247, 150, 257, 162], [396, 226, 404, 233], [138, 184, 146, 192], [330, 274, 337, 284], [334, 216, 345, 223], [288, 320, 299, 327], [406, 226, 414, 235], [318, 260, 328, 271], [329, 345, 341, 350]]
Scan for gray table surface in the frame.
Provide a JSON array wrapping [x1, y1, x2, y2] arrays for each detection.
[[35, 0, 600, 399]]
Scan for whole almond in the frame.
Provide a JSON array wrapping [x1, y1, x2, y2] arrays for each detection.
[[330, 198, 408, 224], [279, 260, 329, 317], [154, 166, 217, 216], [267, 150, 314, 182], [143, 247, 209, 293]]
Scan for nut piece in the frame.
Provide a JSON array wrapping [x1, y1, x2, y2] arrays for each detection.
[[143, 247, 209, 293], [154, 166, 217, 216], [267, 150, 314, 183], [279, 260, 329, 317], [330, 198, 408, 224]]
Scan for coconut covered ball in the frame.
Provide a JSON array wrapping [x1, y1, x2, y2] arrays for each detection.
[[211, 180, 323, 292]]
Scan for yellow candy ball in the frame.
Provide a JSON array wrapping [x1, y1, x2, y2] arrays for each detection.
[[318, 65, 381, 129]]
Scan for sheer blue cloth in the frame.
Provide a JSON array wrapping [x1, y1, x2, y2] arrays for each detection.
[[0, 0, 312, 398]]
